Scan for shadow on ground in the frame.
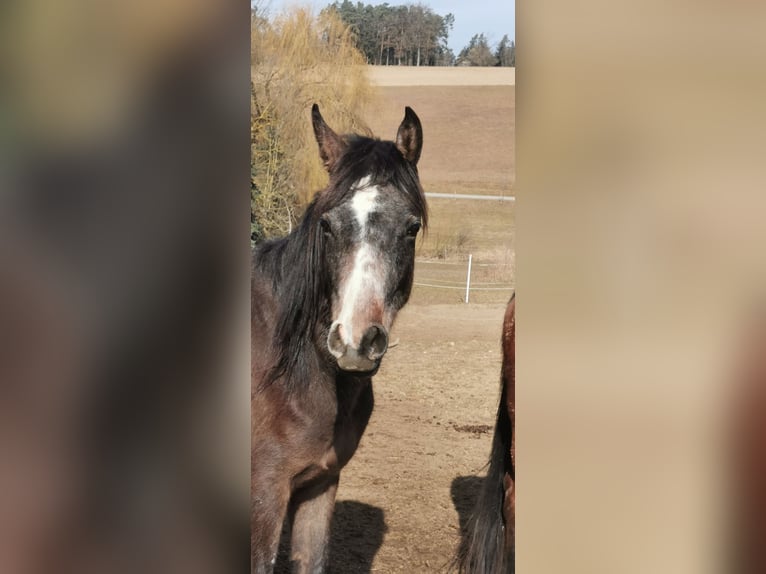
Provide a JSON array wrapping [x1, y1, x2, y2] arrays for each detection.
[[275, 500, 387, 573]]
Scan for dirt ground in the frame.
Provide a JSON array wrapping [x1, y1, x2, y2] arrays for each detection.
[[331, 303, 508, 573]]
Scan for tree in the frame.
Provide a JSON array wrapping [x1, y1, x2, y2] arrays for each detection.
[[495, 34, 515, 67], [251, 7, 375, 242], [326, 2, 454, 66], [457, 33, 497, 66]]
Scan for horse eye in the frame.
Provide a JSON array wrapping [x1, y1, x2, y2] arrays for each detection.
[[319, 217, 333, 236], [406, 221, 421, 237]]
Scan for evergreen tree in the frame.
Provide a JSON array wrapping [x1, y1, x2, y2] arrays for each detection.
[[495, 34, 515, 67], [458, 33, 496, 66]]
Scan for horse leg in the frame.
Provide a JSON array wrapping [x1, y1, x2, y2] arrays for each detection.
[[251, 477, 290, 574], [288, 477, 339, 574]]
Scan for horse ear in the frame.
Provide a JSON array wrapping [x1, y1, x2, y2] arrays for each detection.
[[395, 107, 423, 165], [312, 104, 345, 173]]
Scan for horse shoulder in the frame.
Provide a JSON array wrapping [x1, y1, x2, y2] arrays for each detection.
[[293, 378, 374, 487]]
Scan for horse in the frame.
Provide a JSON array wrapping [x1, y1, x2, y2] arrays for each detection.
[[730, 304, 766, 573], [251, 104, 427, 573], [454, 293, 515, 574]]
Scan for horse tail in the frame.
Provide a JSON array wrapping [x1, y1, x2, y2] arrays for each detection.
[[453, 380, 513, 574], [453, 295, 514, 574]]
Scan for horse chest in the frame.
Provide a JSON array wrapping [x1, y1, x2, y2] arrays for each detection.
[[292, 380, 373, 489]]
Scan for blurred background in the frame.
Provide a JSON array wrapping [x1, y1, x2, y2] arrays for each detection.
[[0, 1, 250, 572], [518, 1, 766, 572]]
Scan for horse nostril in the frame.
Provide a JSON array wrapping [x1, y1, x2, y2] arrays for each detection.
[[327, 322, 346, 358], [361, 324, 388, 360]]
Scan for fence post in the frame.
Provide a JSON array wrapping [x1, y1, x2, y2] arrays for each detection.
[[464, 253, 473, 303]]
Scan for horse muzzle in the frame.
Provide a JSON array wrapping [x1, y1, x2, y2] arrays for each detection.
[[327, 322, 389, 373]]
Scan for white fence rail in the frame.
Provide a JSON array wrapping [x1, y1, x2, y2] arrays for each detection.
[[413, 255, 514, 302], [425, 192, 515, 202]]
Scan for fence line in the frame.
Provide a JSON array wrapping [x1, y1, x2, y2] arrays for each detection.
[[414, 252, 514, 302], [416, 259, 512, 268], [415, 276, 510, 286], [425, 192, 515, 202], [416, 279, 510, 286], [414, 282, 514, 292]]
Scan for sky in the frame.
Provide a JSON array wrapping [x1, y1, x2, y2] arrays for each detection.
[[259, 0, 515, 54]]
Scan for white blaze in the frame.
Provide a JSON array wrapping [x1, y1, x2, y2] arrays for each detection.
[[335, 182, 382, 346], [350, 177, 377, 226]]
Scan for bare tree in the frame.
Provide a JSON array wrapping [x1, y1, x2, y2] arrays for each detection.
[[251, 8, 375, 242]]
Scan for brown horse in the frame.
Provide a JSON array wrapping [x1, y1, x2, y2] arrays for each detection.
[[455, 293, 515, 574], [731, 304, 766, 573], [251, 105, 427, 573]]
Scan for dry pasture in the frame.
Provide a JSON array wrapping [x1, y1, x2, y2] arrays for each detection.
[[365, 81, 515, 197]]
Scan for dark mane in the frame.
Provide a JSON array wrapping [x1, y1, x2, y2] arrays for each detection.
[[317, 135, 428, 229], [255, 135, 427, 392], [254, 199, 328, 391]]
